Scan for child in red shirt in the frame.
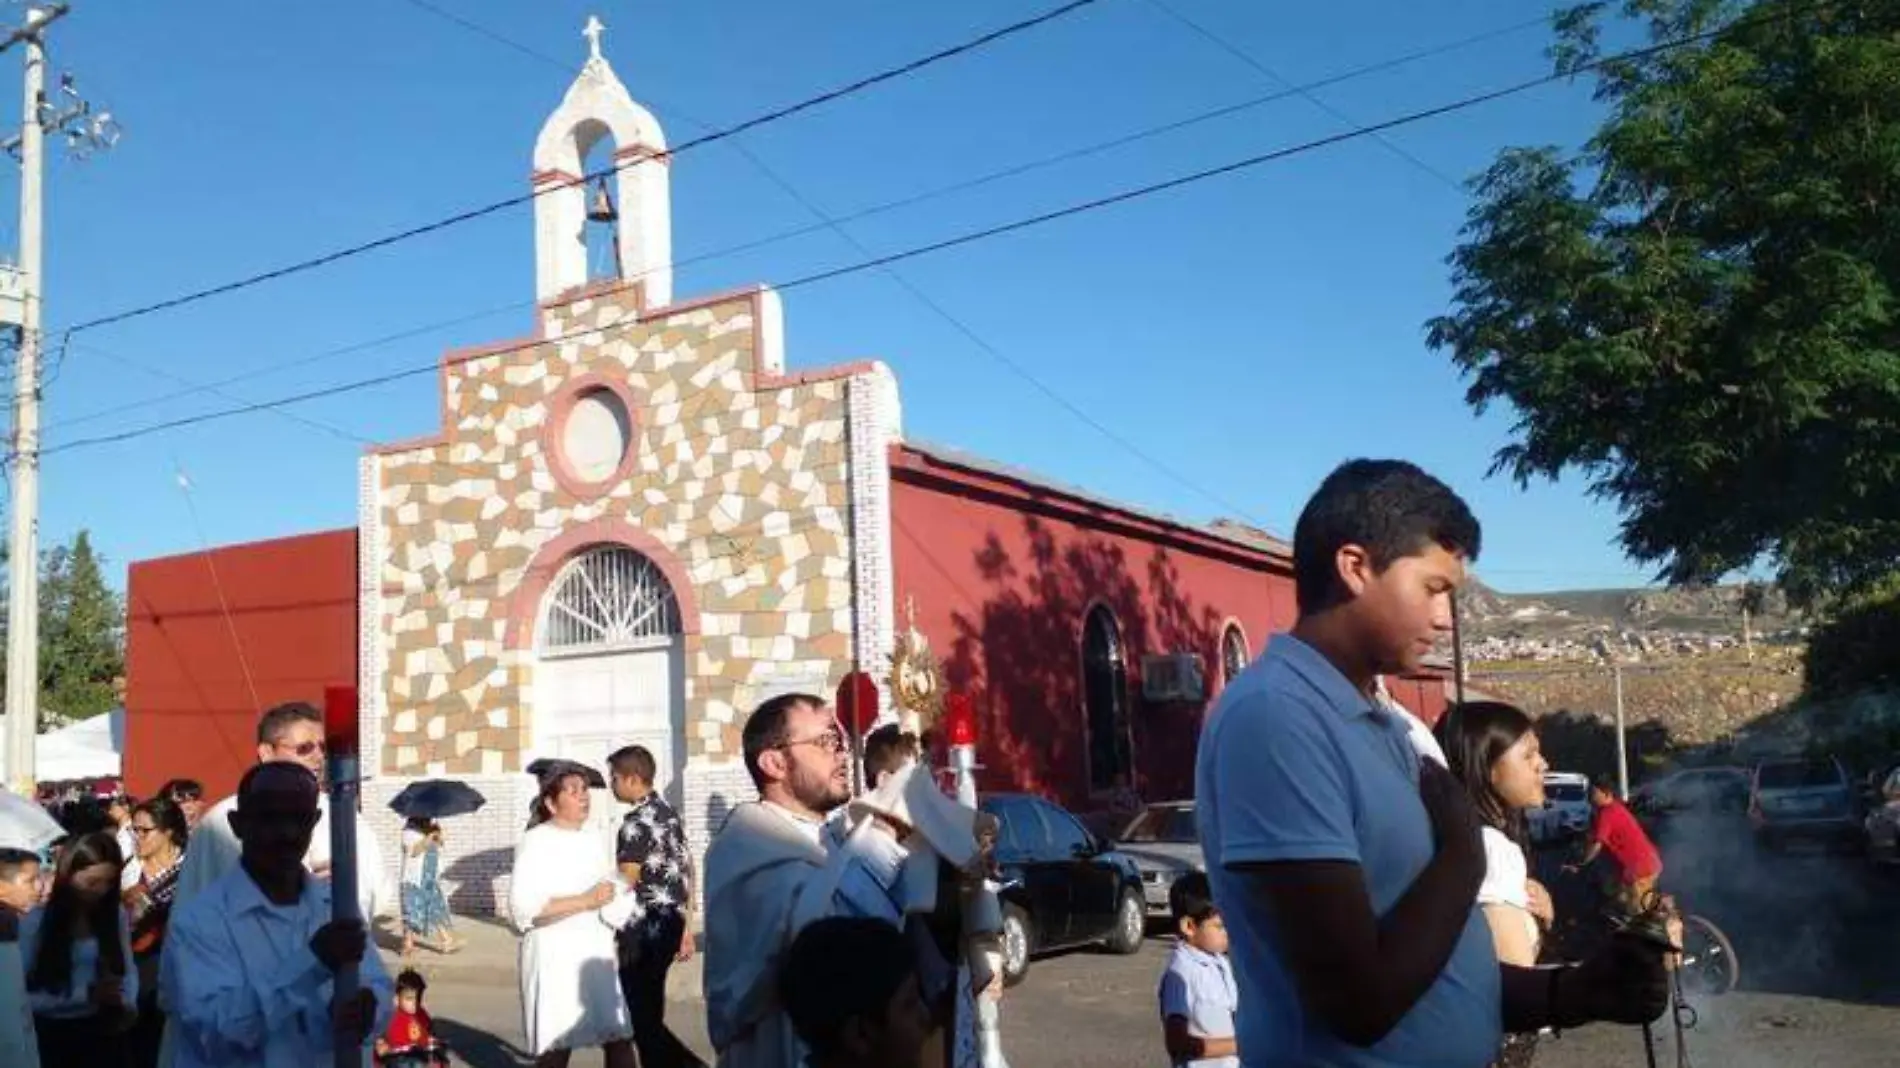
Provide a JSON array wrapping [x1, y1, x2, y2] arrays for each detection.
[[375, 969, 449, 1067], [1571, 777, 1664, 913]]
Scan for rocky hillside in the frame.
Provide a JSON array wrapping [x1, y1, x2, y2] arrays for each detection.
[[1460, 579, 1804, 663]]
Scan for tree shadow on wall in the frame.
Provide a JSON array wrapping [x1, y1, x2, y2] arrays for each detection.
[[1533, 708, 1676, 784], [941, 515, 1225, 808]]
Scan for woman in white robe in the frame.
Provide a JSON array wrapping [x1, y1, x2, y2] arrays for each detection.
[[509, 765, 637, 1068]]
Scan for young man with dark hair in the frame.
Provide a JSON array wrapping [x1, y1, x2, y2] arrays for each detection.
[[608, 744, 705, 1068], [1159, 871, 1237, 1068], [1197, 459, 1667, 1067], [161, 762, 392, 1068], [779, 917, 931, 1068], [860, 726, 920, 791], [704, 693, 923, 1068]]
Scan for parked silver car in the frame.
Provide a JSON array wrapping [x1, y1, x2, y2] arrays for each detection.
[[1750, 757, 1863, 852], [1115, 801, 1203, 916]]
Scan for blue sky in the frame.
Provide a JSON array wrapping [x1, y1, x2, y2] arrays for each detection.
[[15, 0, 1662, 594]]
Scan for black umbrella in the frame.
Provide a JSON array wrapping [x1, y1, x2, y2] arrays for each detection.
[[524, 758, 607, 790], [388, 780, 488, 820]]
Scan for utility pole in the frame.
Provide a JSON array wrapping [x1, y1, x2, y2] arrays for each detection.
[[0, 3, 116, 792], [1612, 659, 1629, 799]]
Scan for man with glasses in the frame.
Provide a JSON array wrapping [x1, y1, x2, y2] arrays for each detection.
[[172, 702, 386, 918], [704, 693, 919, 1068], [158, 702, 389, 1068]]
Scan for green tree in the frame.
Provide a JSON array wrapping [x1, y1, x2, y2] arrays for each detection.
[[1426, 0, 1900, 607], [0, 531, 124, 729], [36, 531, 123, 727]]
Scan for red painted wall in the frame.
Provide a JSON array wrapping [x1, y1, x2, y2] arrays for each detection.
[[124, 529, 359, 801], [889, 460, 1297, 813]]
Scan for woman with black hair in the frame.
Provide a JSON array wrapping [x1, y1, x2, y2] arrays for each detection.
[[21, 829, 136, 1066], [122, 795, 188, 1068], [508, 763, 636, 1068], [1436, 701, 1554, 1068]]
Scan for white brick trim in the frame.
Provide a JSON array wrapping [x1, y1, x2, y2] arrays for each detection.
[[846, 365, 900, 704], [357, 454, 387, 773]]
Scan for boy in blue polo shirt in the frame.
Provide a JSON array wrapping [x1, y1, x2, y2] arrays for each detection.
[[1197, 459, 1668, 1068], [1158, 871, 1237, 1068]]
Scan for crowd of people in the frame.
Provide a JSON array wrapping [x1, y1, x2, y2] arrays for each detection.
[[0, 457, 1682, 1068]]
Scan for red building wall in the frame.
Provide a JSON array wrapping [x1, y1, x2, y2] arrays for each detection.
[[889, 446, 1298, 813], [124, 529, 359, 800]]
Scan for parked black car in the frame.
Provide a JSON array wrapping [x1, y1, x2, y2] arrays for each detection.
[[979, 792, 1147, 986]]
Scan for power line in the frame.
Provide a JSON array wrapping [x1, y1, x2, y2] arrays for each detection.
[[45, 13, 1550, 433], [35, 12, 1769, 461], [397, 1, 1276, 528], [70, 340, 372, 444], [1138, 0, 1465, 190], [59, 0, 1108, 337]]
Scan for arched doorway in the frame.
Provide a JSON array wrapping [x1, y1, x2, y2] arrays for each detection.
[[1082, 605, 1131, 794], [531, 545, 687, 841]]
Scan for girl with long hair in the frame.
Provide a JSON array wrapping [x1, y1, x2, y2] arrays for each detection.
[[122, 796, 188, 1068], [1436, 701, 1553, 1068], [22, 830, 137, 1066], [509, 764, 636, 1068]]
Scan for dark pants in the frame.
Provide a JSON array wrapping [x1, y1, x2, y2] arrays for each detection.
[[617, 913, 705, 1068], [35, 1011, 131, 1068]]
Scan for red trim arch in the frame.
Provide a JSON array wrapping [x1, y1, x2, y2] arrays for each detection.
[[543, 372, 644, 501], [504, 519, 701, 650]]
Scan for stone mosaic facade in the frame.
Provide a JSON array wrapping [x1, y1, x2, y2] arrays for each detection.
[[367, 285, 877, 782]]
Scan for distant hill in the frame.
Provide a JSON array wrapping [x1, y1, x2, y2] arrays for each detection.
[[1461, 579, 1801, 644]]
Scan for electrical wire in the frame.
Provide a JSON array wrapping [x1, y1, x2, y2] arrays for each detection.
[[1137, 0, 1465, 190], [46, 12, 1550, 434], [59, 0, 1108, 336], [394, 1, 1281, 530], [34, 9, 1785, 461]]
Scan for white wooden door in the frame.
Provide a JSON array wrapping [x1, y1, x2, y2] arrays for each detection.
[[533, 647, 680, 849]]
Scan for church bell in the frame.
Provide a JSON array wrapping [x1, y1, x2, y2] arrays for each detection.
[[587, 177, 618, 224]]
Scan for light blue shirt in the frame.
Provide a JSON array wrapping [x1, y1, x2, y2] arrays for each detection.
[[1196, 634, 1501, 1068], [1159, 942, 1239, 1068]]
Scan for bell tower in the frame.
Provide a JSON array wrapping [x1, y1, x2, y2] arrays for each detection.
[[532, 16, 672, 309]]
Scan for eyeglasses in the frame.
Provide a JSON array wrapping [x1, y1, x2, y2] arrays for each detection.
[[277, 740, 325, 758], [777, 730, 846, 755]]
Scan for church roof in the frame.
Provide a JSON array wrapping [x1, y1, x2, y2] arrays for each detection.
[[893, 440, 1292, 563]]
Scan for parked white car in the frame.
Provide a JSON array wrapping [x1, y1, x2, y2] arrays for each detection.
[[1530, 772, 1592, 844]]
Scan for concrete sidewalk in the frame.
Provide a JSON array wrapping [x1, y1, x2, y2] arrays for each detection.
[[373, 913, 706, 1000]]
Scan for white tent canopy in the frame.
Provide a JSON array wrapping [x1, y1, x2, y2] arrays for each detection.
[[36, 708, 123, 782]]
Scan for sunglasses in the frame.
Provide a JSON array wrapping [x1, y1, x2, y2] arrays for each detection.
[[276, 740, 326, 758]]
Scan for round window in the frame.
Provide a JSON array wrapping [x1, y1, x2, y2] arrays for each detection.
[[561, 387, 632, 484]]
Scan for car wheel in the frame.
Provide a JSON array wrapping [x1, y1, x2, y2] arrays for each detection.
[[1001, 904, 1032, 987], [1106, 890, 1145, 955]]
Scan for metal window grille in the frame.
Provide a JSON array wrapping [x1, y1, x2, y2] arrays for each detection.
[[543, 546, 680, 654], [1222, 624, 1249, 682]]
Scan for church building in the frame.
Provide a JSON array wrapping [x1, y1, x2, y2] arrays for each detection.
[[122, 26, 1450, 913]]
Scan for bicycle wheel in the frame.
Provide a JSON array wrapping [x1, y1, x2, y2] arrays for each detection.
[[1677, 913, 1740, 996]]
